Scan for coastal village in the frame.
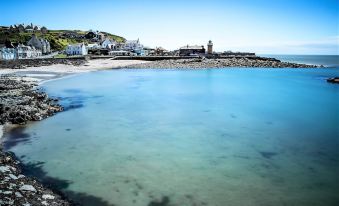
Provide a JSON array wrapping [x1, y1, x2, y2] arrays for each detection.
[[0, 23, 256, 61]]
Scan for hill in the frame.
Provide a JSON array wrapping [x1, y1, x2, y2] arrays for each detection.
[[0, 27, 126, 51]]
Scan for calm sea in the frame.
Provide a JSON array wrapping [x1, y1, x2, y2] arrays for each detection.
[[2, 59, 339, 206], [262, 54, 339, 67]]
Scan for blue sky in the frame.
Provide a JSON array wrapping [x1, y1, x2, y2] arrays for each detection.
[[1, 0, 338, 54]]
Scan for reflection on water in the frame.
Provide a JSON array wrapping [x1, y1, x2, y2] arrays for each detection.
[[3, 68, 339, 206]]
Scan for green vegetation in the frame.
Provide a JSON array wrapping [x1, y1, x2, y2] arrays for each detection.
[[53, 53, 67, 58], [0, 27, 126, 51]]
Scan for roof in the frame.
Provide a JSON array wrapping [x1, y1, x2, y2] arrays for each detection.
[[156, 47, 167, 51], [126, 39, 140, 44], [179, 45, 204, 50], [68, 43, 85, 47]]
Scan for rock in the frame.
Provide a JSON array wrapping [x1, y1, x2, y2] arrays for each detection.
[[327, 77, 339, 84], [0, 166, 10, 173], [42, 194, 55, 200], [9, 174, 18, 180], [17, 174, 25, 179], [15, 192, 23, 197], [41, 201, 48, 206], [19, 184, 37, 192], [2, 190, 12, 195]]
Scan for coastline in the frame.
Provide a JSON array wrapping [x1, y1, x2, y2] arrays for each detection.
[[0, 59, 148, 206]]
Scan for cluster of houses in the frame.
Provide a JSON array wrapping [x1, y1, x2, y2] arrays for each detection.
[[0, 23, 255, 60], [0, 34, 50, 60], [8, 23, 48, 34], [65, 35, 145, 56]]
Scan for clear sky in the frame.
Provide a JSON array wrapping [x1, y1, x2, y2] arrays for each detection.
[[1, 0, 338, 54]]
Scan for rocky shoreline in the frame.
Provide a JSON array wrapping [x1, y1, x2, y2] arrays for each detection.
[[0, 75, 70, 205], [123, 57, 322, 69], [0, 149, 70, 206], [0, 75, 63, 125], [0, 59, 87, 70]]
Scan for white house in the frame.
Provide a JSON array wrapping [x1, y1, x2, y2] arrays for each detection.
[[124, 39, 143, 51], [66, 43, 88, 56], [108, 50, 131, 56], [101, 39, 116, 49], [27, 34, 50, 54], [17, 44, 42, 59], [0, 48, 17, 60], [86, 43, 100, 50]]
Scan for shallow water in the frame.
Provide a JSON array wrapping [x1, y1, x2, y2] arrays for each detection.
[[3, 68, 339, 206]]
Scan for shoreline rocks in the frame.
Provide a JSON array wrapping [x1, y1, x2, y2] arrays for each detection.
[[0, 75, 69, 205], [0, 149, 70, 206], [0, 58, 87, 70], [0, 75, 63, 125], [123, 57, 322, 69]]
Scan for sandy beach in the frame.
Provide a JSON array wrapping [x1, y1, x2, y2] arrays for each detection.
[[0, 59, 148, 83]]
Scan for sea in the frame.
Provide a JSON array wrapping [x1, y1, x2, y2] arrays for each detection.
[[2, 55, 339, 206]]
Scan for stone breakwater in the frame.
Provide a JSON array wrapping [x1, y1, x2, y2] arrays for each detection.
[[0, 150, 70, 206], [0, 75, 63, 125], [0, 58, 87, 70], [123, 58, 321, 69]]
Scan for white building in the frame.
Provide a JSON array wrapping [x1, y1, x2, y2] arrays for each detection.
[[17, 44, 42, 59], [108, 50, 131, 56], [27, 34, 50, 54], [66, 43, 88, 56], [0, 48, 17, 60], [101, 39, 116, 50], [86, 43, 100, 50], [124, 39, 143, 51]]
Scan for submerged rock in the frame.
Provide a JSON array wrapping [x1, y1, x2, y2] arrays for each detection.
[[19, 185, 37, 192], [327, 77, 339, 84]]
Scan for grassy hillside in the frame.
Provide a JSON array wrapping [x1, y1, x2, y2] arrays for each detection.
[[0, 28, 126, 51]]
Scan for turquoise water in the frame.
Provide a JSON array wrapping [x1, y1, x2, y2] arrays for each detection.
[[3, 68, 339, 206], [262, 55, 339, 67]]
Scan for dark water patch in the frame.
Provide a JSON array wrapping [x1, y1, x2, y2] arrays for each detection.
[[18, 158, 114, 206], [135, 182, 143, 190], [233, 155, 250, 159], [259, 151, 278, 159], [148, 196, 170, 206], [266, 121, 273, 125], [128, 85, 140, 90], [230, 114, 237, 119], [3, 126, 31, 150], [221, 133, 233, 138], [218, 155, 228, 159], [59, 94, 104, 111], [63, 89, 84, 94], [20, 160, 71, 191], [64, 190, 116, 206], [62, 102, 84, 111], [65, 128, 72, 131], [203, 109, 211, 113]]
